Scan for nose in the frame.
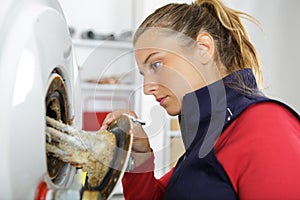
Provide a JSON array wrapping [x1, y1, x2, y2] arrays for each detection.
[[143, 81, 158, 95]]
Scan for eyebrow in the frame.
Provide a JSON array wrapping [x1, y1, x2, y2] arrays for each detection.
[[143, 52, 159, 65]]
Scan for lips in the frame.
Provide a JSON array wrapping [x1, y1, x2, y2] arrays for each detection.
[[156, 96, 167, 105]]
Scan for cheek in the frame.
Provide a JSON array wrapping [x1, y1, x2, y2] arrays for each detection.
[[158, 66, 194, 98]]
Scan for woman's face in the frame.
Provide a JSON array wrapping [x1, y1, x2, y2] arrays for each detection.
[[134, 30, 209, 116]]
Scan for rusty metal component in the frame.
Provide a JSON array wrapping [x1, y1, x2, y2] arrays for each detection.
[[89, 115, 132, 198], [46, 117, 117, 188], [45, 72, 70, 182], [46, 114, 133, 199], [82, 191, 103, 200]]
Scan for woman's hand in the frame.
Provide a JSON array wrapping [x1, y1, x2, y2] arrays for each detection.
[[102, 110, 152, 168]]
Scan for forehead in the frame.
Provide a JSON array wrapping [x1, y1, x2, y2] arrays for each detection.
[[134, 29, 197, 65], [135, 30, 179, 51]]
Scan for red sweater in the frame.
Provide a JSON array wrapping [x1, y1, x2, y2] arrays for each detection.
[[122, 102, 300, 199]]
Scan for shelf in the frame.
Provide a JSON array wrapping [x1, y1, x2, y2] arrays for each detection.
[[81, 82, 137, 92], [72, 39, 133, 50]]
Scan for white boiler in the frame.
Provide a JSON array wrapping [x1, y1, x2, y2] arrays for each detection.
[[0, 0, 82, 199]]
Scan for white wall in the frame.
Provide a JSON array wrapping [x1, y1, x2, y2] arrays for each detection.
[[58, 0, 134, 38], [223, 0, 300, 112]]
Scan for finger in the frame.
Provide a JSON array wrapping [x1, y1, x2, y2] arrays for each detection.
[[101, 110, 138, 130], [101, 111, 123, 130], [100, 113, 113, 130]]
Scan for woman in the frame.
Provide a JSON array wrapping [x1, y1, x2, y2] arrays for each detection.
[[102, 0, 300, 199]]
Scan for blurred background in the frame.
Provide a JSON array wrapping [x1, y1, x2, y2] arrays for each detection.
[[59, 0, 300, 111], [59, 0, 300, 198]]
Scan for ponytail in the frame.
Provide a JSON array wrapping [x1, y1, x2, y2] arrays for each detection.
[[195, 0, 262, 87]]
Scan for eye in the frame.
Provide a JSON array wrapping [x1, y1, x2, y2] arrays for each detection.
[[150, 61, 162, 69]]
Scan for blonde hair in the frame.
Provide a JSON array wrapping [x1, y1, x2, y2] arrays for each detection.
[[134, 0, 263, 92]]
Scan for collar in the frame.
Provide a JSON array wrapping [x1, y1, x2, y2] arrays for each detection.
[[179, 68, 265, 155]]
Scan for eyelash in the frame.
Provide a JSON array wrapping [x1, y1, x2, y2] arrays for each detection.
[[150, 61, 162, 69]]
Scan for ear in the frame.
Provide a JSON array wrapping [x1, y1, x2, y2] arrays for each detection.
[[195, 33, 215, 65]]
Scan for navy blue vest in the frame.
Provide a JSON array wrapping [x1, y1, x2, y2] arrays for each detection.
[[163, 69, 299, 200]]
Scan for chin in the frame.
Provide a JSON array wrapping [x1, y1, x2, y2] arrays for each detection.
[[165, 107, 181, 116]]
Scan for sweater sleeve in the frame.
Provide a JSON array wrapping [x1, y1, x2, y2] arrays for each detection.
[[122, 152, 174, 200], [215, 102, 300, 200]]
